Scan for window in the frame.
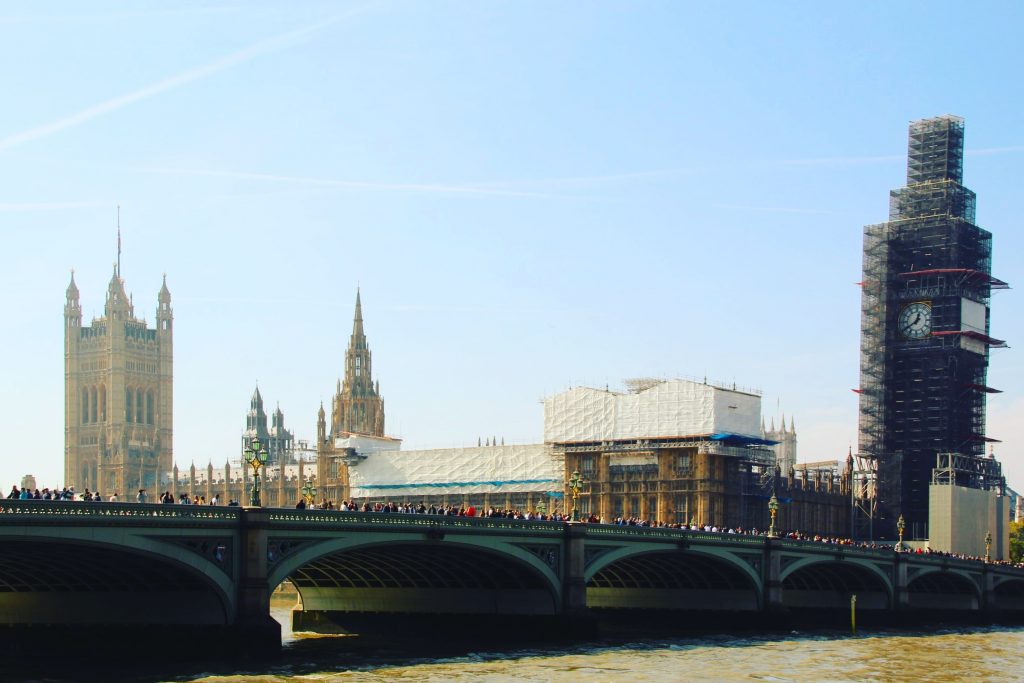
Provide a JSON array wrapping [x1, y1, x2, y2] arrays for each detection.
[[125, 389, 133, 422]]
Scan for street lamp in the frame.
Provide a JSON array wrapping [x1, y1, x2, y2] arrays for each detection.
[[242, 436, 269, 507], [768, 493, 779, 538], [301, 479, 317, 508], [985, 530, 993, 563], [897, 514, 906, 550], [568, 468, 586, 522]]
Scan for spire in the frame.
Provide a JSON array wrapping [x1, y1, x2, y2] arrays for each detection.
[[66, 270, 79, 300], [318, 402, 325, 420], [780, 412, 786, 434], [352, 288, 364, 338], [770, 416, 776, 433], [65, 270, 82, 325], [789, 416, 795, 433], [251, 385, 263, 409], [116, 205, 122, 278], [158, 273, 171, 304], [105, 262, 130, 319]]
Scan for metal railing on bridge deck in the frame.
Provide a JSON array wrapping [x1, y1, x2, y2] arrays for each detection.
[[268, 508, 565, 535], [0, 499, 241, 524]]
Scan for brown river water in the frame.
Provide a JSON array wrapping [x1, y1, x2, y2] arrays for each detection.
[[166, 606, 1024, 683]]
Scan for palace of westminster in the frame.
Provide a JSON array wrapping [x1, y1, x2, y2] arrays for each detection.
[[63, 246, 848, 536], [57, 117, 1015, 556]]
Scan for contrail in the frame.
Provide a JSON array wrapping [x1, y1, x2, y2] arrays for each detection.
[[0, 6, 372, 152], [0, 201, 111, 211], [146, 167, 554, 198]]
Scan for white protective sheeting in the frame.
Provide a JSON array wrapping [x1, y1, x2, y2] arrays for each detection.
[[333, 433, 403, 453], [347, 444, 560, 499], [543, 379, 761, 444]]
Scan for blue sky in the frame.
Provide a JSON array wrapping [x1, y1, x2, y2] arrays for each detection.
[[2, 1, 1023, 492]]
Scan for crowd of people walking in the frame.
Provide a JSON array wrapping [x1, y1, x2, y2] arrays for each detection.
[[6, 484, 1021, 568]]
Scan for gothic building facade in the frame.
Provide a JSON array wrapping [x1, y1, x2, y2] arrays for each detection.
[[64, 264, 173, 496], [316, 290, 390, 501], [761, 415, 797, 474], [242, 386, 295, 465], [330, 290, 385, 438]]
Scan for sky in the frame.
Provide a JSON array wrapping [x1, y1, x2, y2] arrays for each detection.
[[2, 1, 1023, 492]]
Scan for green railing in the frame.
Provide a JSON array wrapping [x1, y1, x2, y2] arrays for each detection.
[[268, 509, 564, 534], [0, 499, 242, 522]]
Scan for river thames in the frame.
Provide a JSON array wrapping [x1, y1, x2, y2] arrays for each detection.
[[159, 607, 1024, 683]]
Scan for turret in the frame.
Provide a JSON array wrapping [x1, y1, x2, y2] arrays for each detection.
[[65, 271, 81, 329], [104, 264, 132, 320], [156, 274, 172, 333], [317, 402, 327, 444]]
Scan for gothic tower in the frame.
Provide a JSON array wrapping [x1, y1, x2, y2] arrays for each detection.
[[241, 386, 294, 465], [858, 116, 1007, 538], [65, 255, 173, 496], [330, 289, 385, 437], [761, 414, 797, 474]]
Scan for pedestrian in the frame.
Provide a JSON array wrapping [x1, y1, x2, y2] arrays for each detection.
[[136, 488, 147, 503]]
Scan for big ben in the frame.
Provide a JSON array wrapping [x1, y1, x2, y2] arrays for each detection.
[[857, 116, 1007, 540]]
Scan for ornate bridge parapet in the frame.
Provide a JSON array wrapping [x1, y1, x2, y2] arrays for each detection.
[[2, 500, 1023, 650]]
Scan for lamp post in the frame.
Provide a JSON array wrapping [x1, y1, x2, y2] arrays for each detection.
[[242, 436, 268, 507], [768, 493, 779, 538], [897, 514, 906, 550], [985, 530, 993, 563], [301, 480, 317, 508], [568, 468, 585, 522]]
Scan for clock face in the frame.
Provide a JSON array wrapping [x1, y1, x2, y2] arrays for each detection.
[[898, 302, 932, 339]]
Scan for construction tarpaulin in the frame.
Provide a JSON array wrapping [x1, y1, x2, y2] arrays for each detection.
[[543, 379, 761, 444], [347, 444, 561, 499]]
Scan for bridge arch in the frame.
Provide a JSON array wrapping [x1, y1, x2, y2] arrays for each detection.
[[780, 558, 892, 610], [906, 568, 980, 610], [271, 536, 562, 616], [993, 578, 1024, 610], [0, 535, 233, 625], [585, 545, 761, 611]]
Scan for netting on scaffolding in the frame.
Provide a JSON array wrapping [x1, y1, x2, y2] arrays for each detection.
[[856, 115, 1005, 536], [543, 379, 762, 444], [907, 115, 964, 185]]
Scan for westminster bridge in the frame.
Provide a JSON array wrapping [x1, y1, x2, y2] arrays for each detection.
[[2, 500, 1023, 650]]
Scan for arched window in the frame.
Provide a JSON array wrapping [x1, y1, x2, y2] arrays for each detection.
[[125, 389, 133, 422], [81, 388, 89, 424], [136, 390, 144, 424], [90, 386, 98, 423], [146, 391, 154, 425], [99, 385, 107, 422]]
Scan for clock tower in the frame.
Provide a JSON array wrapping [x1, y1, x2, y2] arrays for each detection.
[[857, 116, 1007, 539]]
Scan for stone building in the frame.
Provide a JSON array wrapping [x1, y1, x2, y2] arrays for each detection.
[[550, 379, 850, 534], [316, 290, 388, 502], [64, 260, 172, 496], [761, 414, 797, 475], [241, 386, 294, 465]]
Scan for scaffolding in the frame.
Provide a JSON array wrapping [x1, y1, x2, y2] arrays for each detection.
[[931, 452, 1005, 493], [856, 116, 1007, 540]]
